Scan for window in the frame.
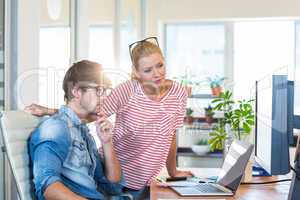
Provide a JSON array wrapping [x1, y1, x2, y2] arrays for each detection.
[[89, 25, 114, 68], [39, 0, 71, 108], [39, 27, 70, 107], [233, 21, 295, 99], [164, 23, 225, 95], [88, 25, 136, 87], [88, 0, 139, 87]]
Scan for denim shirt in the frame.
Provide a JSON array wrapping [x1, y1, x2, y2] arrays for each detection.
[[29, 105, 123, 200]]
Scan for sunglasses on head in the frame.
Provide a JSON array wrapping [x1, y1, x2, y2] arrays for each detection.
[[128, 37, 159, 61]]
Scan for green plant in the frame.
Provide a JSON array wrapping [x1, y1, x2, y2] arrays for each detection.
[[208, 124, 227, 150], [208, 90, 255, 151], [207, 75, 225, 88], [173, 75, 203, 87], [186, 108, 194, 117], [196, 138, 209, 145], [204, 105, 215, 117]]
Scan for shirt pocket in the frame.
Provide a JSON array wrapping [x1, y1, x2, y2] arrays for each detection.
[[68, 140, 90, 168]]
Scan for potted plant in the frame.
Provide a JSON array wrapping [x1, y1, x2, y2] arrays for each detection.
[[173, 75, 203, 97], [208, 90, 255, 152], [191, 138, 210, 155], [207, 75, 225, 97], [204, 105, 215, 124], [185, 107, 194, 124]]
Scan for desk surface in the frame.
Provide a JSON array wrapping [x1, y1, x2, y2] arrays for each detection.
[[150, 168, 291, 200]]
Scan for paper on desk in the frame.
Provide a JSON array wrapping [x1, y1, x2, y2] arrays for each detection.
[[158, 199, 226, 200]]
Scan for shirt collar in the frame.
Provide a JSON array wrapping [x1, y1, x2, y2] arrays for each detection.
[[58, 105, 84, 126]]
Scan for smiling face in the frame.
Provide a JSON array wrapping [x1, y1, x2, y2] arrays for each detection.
[[135, 53, 166, 87]]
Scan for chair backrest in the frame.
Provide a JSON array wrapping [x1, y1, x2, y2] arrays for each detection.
[[0, 111, 40, 200]]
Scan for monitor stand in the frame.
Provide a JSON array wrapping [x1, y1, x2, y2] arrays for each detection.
[[252, 165, 271, 176], [288, 135, 300, 200]]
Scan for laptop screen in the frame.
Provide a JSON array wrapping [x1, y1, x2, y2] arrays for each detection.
[[217, 140, 254, 192]]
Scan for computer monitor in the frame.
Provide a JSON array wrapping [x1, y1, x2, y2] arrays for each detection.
[[254, 75, 291, 175], [288, 80, 296, 145], [294, 79, 300, 129], [294, 115, 300, 129]]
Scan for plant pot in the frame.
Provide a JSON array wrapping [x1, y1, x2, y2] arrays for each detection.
[[205, 116, 214, 124], [184, 116, 194, 124], [211, 86, 222, 96], [192, 145, 210, 155]]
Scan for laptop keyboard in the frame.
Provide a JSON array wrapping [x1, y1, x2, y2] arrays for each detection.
[[195, 183, 226, 193]]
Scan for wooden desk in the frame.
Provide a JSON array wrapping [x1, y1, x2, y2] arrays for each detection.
[[150, 168, 291, 200]]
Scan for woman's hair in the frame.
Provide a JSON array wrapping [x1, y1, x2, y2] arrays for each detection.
[[131, 41, 163, 71], [62, 60, 111, 102]]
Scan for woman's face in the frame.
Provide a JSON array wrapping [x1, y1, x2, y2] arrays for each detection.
[[135, 53, 166, 87]]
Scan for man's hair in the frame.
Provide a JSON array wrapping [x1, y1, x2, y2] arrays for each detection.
[[62, 60, 111, 102]]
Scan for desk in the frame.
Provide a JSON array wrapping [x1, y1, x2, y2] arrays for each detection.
[[150, 168, 291, 200]]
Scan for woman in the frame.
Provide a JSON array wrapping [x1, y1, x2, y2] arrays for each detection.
[[26, 37, 192, 199]]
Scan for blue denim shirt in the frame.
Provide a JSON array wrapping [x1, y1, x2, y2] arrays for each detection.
[[29, 105, 123, 200]]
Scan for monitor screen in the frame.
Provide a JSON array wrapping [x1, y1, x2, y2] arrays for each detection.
[[255, 75, 291, 175]]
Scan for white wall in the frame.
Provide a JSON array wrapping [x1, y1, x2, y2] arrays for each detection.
[[146, 0, 300, 35]]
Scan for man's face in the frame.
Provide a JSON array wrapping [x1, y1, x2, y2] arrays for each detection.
[[79, 84, 107, 115]]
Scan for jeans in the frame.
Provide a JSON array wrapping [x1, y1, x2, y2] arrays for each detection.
[[123, 186, 150, 200]]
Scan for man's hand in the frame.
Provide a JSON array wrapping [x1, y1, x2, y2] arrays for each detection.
[[96, 116, 113, 144], [96, 116, 121, 183], [24, 104, 50, 117]]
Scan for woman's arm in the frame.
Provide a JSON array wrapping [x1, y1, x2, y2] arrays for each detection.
[[25, 104, 57, 117], [166, 132, 193, 177], [25, 104, 98, 122]]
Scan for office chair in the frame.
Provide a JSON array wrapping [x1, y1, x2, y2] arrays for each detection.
[[0, 110, 39, 200]]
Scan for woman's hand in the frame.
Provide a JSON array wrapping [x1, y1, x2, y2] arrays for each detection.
[[170, 169, 194, 178], [95, 116, 113, 145], [24, 104, 54, 117]]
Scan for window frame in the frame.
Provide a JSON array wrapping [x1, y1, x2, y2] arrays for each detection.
[[161, 21, 233, 95]]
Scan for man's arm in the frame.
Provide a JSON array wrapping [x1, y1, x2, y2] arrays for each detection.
[[96, 117, 121, 182], [31, 120, 87, 200], [44, 182, 87, 200], [166, 132, 193, 177]]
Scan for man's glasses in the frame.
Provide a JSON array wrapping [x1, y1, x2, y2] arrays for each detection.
[[81, 86, 112, 97], [129, 37, 159, 61]]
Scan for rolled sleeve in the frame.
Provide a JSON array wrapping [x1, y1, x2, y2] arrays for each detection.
[[29, 119, 71, 199]]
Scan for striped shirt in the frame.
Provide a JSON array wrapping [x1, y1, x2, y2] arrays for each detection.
[[102, 80, 187, 190]]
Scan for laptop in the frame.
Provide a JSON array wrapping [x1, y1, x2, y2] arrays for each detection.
[[171, 140, 254, 196]]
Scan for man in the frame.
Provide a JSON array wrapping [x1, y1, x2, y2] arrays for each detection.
[[29, 60, 123, 200]]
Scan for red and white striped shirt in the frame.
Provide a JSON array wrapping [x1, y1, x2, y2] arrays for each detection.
[[102, 80, 187, 189]]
